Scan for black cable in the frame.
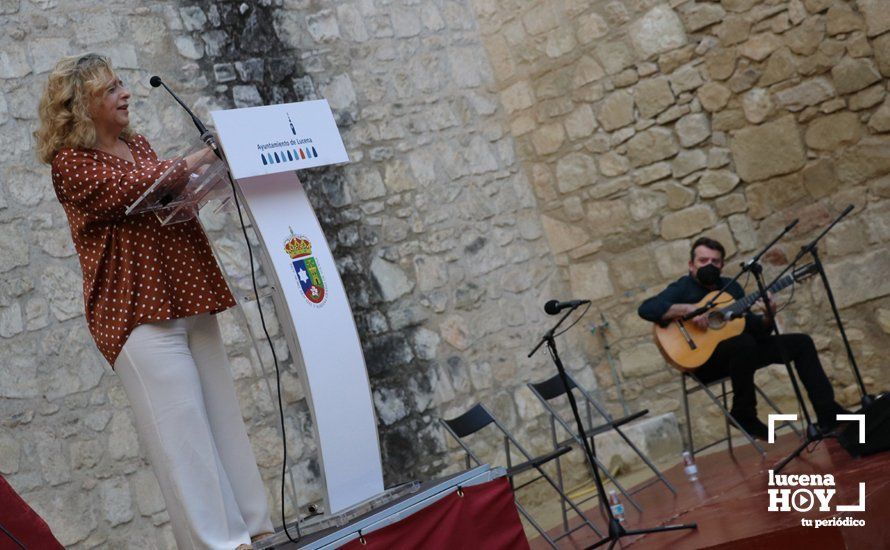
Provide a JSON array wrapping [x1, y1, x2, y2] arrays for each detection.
[[0, 522, 26, 550], [553, 302, 592, 339], [223, 166, 303, 544]]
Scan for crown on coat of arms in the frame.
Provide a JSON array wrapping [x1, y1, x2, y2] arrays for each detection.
[[284, 230, 312, 259]]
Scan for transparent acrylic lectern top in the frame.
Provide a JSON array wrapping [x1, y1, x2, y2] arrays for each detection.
[[125, 145, 233, 225]]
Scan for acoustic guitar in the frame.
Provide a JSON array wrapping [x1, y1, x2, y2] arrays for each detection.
[[653, 263, 818, 372]]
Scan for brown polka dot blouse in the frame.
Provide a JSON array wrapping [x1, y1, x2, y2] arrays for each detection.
[[52, 134, 237, 366]]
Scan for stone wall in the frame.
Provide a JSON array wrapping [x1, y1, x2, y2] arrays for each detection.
[[2, 0, 889, 547]]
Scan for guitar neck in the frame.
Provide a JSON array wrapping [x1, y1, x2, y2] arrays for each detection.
[[722, 275, 795, 316]]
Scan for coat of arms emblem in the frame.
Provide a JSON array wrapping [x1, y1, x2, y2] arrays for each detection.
[[284, 229, 326, 307]]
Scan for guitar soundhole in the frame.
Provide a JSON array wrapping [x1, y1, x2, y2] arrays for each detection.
[[707, 312, 726, 330]]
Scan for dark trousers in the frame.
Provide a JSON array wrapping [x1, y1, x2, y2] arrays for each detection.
[[695, 332, 837, 422]]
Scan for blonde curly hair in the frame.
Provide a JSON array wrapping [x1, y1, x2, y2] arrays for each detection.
[[35, 53, 134, 164]]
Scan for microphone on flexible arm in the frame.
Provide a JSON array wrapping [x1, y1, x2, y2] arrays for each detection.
[[149, 76, 219, 155], [544, 299, 590, 315]]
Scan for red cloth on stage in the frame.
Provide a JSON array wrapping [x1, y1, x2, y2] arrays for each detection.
[[342, 477, 530, 550], [0, 475, 63, 550]]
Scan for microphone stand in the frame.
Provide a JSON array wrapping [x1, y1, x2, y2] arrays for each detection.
[[794, 206, 871, 408], [529, 305, 696, 549], [746, 206, 858, 472]]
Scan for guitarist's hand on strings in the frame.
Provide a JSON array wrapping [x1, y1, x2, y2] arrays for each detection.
[[752, 292, 776, 327], [663, 303, 711, 330]]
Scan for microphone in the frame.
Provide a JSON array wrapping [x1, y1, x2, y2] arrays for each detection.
[[149, 75, 217, 151], [544, 299, 590, 315]]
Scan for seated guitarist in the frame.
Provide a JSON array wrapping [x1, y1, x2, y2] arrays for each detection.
[[638, 237, 847, 439]]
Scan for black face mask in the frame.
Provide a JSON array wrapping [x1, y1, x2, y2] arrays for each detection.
[[696, 264, 721, 286]]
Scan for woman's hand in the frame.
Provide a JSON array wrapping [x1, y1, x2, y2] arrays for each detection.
[[184, 147, 216, 172]]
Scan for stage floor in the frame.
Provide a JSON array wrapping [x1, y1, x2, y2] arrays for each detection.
[[533, 431, 889, 549]]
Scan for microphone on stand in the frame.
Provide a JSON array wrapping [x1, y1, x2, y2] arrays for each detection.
[[544, 299, 590, 315], [149, 76, 218, 153]]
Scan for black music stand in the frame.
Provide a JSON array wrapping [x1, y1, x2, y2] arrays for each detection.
[[529, 305, 697, 549]]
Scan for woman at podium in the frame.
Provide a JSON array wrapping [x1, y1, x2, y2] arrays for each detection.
[[35, 53, 274, 549]]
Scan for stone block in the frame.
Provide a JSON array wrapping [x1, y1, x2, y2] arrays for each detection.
[[587, 199, 631, 235], [630, 6, 687, 59], [802, 159, 839, 198], [669, 66, 704, 95], [672, 149, 707, 178], [654, 238, 691, 277], [729, 213, 758, 251], [774, 77, 835, 112], [834, 137, 890, 184], [697, 170, 740, 198], [572, 56, 606, 90], [40, 265, 81, 321], [556, 152, 598, 193], [745, 173, 806, 219], [618, 343, 663, 377], [827, 3, 864, 35], [715, 192, 748, 216], [564, 104, 598, 140], [874, 33, 890, 76], [596, 41, 636, 76], [675, 113, 710, 147], [849, 84, 885, 111], [659, 181, 697, 210], [717, 15, 751, 47], [660, 204, 717, 239], [805, 112, 864, 151], [531, 122, 565, 155], [729, 115, 806, 182], [831, 57, 881, 95], [597, 90, 635, 131], [858, 0, 890, 37], [760, 47, 798, 87], [100, 478, 134, 527], [173, 35, 203, 60], [598, 152, 630, 177], [786, 16, 826, 56], [627, 188, 668, 221], [371, 257, 413, 302], [824, 248, 890, 308], [739, 33, 782, 62], [634, 77, 675, 119], [568, 261, 614, 302], [698, 82, 732, 112], [541, 215, 589, 254], [132, 470, 166, 516], [577, 12, 609, 44], [611, 246, 663, 290], [742, 88, 773, 124], [868, 100, 890, 133], [500, 81, 534, 113], [627, 127, 679, 167], [704, 49, 737, 81], [635, 162, 673, 185], [679, 2, 725, 32]]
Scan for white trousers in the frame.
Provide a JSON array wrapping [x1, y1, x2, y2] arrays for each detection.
[[115, 313, 274, 549]]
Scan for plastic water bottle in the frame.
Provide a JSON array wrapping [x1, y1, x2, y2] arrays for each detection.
[[683, 451, 699, 482], [608, 489, 625, 523]]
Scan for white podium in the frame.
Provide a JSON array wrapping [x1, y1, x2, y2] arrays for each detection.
[[128, 100, 384, 517]]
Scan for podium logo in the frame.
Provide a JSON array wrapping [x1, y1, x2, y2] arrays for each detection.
[[766, 413, 866, 528], [284, 229, 327, 307]]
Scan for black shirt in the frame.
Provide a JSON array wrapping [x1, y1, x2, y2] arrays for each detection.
[[638, 275, 768, 334]]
